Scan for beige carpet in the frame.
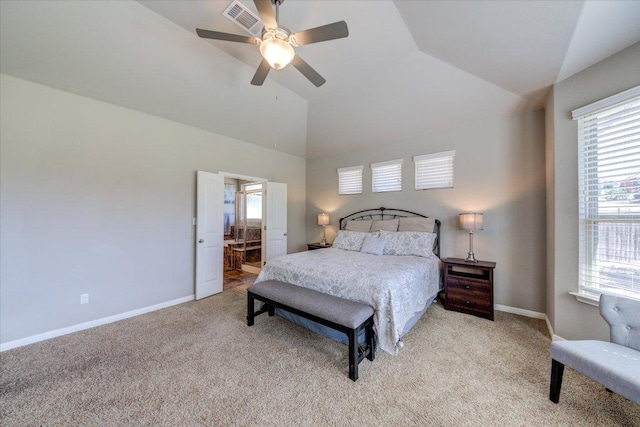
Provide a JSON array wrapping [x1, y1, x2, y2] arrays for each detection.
[[1, 286, 639, 426]]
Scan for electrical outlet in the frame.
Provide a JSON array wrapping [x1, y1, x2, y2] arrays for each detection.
[[80, 293, 89, 304]]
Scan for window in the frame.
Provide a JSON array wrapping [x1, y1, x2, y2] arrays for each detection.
[[371, 159, 403, 193], [338, 165, 363, 195], [414, 150, 455, 190], [573, 85, 640, 301]]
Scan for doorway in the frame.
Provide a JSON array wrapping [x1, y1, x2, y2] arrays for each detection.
[[195, 172, 287, 298], [222, 177, 264, 290]]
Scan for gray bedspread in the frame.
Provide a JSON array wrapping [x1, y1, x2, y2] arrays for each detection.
[[255, 248, 442, 355]]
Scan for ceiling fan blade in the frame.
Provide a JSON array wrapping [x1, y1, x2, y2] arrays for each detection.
[[251, 59, 271, 86], [254, 0, 277, 29], [196, 28, 257, 44], [292, 21, 349, 46], [291, 55, 326, 87]]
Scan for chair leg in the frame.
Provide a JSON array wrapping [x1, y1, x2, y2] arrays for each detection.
[[550, 359, 564, 403]]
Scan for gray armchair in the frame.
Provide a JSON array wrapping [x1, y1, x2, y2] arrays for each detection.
[[550, 293, 640, 405]]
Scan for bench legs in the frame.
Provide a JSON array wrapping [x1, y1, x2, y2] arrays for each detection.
[[247, 292, 255, 326], [348, 329, 358, 381], [348, 316, 375, 382], [550, 359, 565, 403], [247, 291, 274, 327], [248, 290, 375, 382], [366, 321, 375, 362]]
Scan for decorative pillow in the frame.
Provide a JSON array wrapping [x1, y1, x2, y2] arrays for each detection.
[[379, 230, 437, 257], [332, 230, 368, 252], [370, 218, 399, 232], [398, 217, 436, 233], [360, 235, 386, 255], [345, 220, 373, 232]]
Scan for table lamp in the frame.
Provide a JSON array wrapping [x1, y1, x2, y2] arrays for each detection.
[[318, 213, 329, 245], [459, 212, 484, 263]]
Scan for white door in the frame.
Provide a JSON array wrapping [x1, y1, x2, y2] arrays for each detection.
[[195, 171, 224, 300], [265, 182, 287, 262]]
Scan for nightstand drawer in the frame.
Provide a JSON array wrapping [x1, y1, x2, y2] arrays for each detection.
[[447, 291, 491, 310], [446, 276, 490, 292]]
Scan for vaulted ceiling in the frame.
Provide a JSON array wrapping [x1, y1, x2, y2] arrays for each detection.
[[1, 1, 639, 159]]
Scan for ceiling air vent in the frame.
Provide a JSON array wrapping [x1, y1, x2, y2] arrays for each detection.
[[222, 0, 263, 37]]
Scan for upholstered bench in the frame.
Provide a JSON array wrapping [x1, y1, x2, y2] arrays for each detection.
[[247, 280, 375, 381], [550, 293, 640, 405]]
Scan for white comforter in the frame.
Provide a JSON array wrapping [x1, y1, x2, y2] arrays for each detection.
[[255, 248, 442, 355]]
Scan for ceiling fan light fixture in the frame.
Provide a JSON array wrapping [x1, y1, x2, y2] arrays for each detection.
[[196, 0, 349, 86], [259, 28, 294, 70]]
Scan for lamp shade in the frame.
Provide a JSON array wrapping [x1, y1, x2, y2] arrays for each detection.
[[459, 212, 484, 231], [317, 213, 329, 226]]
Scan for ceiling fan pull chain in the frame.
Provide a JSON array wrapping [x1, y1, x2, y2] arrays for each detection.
[[274, 68, 279, 101]]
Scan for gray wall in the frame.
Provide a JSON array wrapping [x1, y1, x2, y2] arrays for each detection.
[[546, 42, 640, 340], [0, 74, 306, 344], [306, 110, 547, 314]]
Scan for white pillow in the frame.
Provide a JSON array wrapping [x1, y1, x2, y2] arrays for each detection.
[[379, 230, 437, 257], [398, 217, 436, 233], [345, 220, 373, 232], [360, 235, 386, 255], [332, 230, 368, 251], [370, 218, 399, 232]]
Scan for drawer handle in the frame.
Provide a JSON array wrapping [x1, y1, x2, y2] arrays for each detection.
[[465, 285, 470, 289], [465, 300, 470, 304]]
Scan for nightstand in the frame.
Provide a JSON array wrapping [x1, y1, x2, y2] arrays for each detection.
[[307, 243, 332, 250], [442, 257, 496, 321]]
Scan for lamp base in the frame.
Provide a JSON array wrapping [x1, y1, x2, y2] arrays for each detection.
[[465, 231, 478, 262]]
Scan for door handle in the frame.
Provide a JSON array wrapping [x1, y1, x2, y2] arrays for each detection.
[[198, 239, 204, 243], [283, 233, 287, 236]]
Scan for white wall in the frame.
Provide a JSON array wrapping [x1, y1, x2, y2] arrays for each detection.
[[546, 42, 640, 340], [0, 74, 306, 345], [306, 110, 547, 313]]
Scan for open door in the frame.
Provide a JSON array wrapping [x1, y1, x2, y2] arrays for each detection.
[[265, 182, 287, 262], [195, 171, 224, 300]]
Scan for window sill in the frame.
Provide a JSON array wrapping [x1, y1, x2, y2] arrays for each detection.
[[569, 291, 599, 307]]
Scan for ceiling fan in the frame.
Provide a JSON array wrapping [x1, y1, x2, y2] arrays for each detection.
[[196, 0, 349, 87]]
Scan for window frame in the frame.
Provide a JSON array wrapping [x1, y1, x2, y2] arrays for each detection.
[[572, 85, 640, 303], [371, 159, 403, 193], [413, 150, 455, 190], [337, 165, 363, 195]]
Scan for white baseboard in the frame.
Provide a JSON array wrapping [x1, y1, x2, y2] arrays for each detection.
[[0, 295, 194, 352], [494, 304, 546, 319], [542, 314, 566, 341], [495, 304, 558, 339]]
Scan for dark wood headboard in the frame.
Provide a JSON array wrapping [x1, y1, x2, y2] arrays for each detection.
[[339, 207, 442, 257]]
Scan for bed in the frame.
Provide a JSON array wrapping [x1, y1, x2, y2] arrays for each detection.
[[254, 207, 443, 356]]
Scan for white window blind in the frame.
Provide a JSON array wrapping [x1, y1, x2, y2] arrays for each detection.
[[414, 150, 455, 190], [371, 159, 402, 193], [337, 165, 363, 195], [574, 85, 640, 300]]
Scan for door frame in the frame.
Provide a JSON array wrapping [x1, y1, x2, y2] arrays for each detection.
[[219, 172, 268, 269]]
